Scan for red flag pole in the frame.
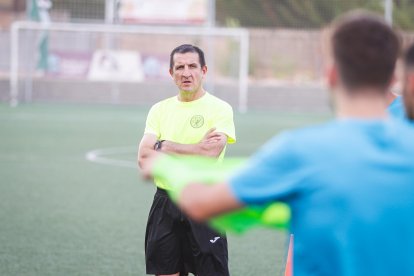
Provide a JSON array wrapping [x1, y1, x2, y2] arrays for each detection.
[[284, 234, 294, 276]]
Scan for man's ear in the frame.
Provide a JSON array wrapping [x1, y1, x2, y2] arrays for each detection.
[[403, 73, 414, 107], [202, 65, 208, 77], [387, 74, 398, 97], [326, 64, 338, 90], [389, 74, 397, 87], [169, 68, 173, 78], [403, 72, 414, 120], [406, 73, 414, 96]]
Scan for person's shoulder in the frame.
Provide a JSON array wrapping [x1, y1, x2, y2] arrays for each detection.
[[288, 118, 414, 149], [390, 116, 414, 132], [288, 120, 339, 142], [150, 96, 177, 110], [154, 95, 177, 106], [205, 93, 233, 110], [270, 120, 344, 155], [260, 121, 333, 149], [384, 118, 414, 156]]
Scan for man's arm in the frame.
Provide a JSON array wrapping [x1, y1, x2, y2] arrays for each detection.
[[138, 128, 226, 170], [160, 128, 228, 158], [177, 181, 243, 221], [138, 130, 236, 216], [137, 133, 158, 169]]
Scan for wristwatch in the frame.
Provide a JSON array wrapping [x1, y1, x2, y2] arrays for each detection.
[[153, 140, 165, 151]]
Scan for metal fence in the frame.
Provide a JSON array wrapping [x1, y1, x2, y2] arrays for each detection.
[[1, 0, 411, 111], [42, 0, 402, 29]]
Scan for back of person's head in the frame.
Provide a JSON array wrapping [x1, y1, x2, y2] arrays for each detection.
[[169, 44, 206, 70], [332, 11, 400, 93]]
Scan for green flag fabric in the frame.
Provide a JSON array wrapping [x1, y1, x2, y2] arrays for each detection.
[[210, 202, 290, 234], [29, 0, 41, 21], [152, 154, 290, 234], [29, 0, 50, 71], [37, 34, 49, 71]]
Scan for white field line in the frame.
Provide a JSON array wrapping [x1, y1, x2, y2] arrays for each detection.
[[85, 145, 252, 168], [85, 146, 137, 168]]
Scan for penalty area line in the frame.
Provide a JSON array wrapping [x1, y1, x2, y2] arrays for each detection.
[[85, 146, 137, 168]]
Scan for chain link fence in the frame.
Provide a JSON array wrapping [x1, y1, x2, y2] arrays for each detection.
[[42, 0, 413, 30], [39, 1, 414, 82], [49, 0, 106, 22], [2, 0, 414, 111]]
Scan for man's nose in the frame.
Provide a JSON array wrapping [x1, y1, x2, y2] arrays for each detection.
[[182, 66, 191, 77]]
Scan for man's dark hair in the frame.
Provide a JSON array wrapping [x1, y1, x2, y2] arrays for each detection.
[[332, 11, 400, 92], [169, 44, 206, 70]]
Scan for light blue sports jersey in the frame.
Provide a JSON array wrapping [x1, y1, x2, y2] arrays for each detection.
[[229, 118, 414, 276], [388, 96, 406, 119]]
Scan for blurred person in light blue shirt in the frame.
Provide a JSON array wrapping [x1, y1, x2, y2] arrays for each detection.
[[142, 12, 414, 276]]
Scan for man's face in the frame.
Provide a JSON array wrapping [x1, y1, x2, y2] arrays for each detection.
[[403, 69, 414, 120], [170, 52, 207, 93]]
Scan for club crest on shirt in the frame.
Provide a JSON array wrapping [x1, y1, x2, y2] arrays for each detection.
[[190, 115, 204, 128]]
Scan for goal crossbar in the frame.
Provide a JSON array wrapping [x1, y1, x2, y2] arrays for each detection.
[[10, 21, 249, 111]]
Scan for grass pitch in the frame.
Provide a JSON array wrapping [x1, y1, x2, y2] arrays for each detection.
[[0, 103, 331, 275]]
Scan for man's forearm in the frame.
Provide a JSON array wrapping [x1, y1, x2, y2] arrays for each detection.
[[160, 140, 224, 157], [178, 182, 243, 221], [138, 147, 154, 169]]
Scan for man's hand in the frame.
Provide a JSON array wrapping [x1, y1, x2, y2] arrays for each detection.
[[196, 128, 227, 157], [200, 128, 225, 144]]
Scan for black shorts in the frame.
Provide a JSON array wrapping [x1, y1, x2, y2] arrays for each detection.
[[145, 188, 229, 276]]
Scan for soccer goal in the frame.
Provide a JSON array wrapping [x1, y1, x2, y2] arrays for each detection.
[[10, 21, 249, 112]]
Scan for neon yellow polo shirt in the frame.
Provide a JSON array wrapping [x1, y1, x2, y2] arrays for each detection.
[[144, 92, 236, 190]]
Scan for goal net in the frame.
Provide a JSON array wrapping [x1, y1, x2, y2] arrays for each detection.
[[10, 21, 249, 111]]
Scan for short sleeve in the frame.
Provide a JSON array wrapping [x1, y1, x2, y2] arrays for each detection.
[[144, 104, 161, 138], [213, 103, 236, 144], [229, 133, 304, 205]]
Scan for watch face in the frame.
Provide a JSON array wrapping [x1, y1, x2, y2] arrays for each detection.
[[154, 140, 164, 151]]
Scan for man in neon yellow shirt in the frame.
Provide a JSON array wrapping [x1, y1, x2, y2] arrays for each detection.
[[138, 44, 236, 276]]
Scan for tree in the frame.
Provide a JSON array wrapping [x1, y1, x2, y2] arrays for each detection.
[[216, 0, 414, 30]]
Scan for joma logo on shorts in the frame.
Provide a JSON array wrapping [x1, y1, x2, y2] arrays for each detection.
[[210, 237, 220, 243]]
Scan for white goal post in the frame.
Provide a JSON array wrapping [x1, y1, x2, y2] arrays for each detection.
[[10, 21, 249, 112]]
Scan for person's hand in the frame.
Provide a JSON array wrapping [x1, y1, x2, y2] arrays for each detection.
[[200, 128, 225, 144]]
